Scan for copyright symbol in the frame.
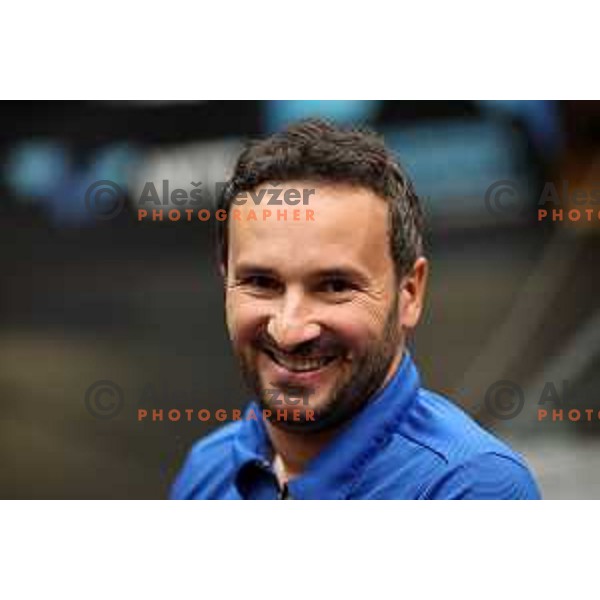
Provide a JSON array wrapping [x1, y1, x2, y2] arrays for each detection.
[[484, 380, 524, 421], [85, 380, 124, 420], [484, 180, 523, 217], [85, 180, 125, 220]]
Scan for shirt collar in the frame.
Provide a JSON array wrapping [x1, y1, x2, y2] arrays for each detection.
[[233, 351, 420, 499]]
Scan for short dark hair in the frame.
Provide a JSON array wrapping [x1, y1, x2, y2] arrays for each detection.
[[217, 118, 424, 279]]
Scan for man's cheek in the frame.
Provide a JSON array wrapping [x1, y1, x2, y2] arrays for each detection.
[[226, 306, 264, 347], [324, 319, 368, 353], [225, 293, 248, 339], [225, 311, 240, 344]]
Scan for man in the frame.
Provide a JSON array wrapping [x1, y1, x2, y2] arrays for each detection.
[[170, 119, 541, 500]]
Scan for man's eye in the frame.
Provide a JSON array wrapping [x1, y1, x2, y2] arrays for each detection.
[[242, 275, 280, 290], [320, 279, 354, 293]]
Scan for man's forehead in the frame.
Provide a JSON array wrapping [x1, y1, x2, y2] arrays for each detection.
[[228, 181, 391, 275]]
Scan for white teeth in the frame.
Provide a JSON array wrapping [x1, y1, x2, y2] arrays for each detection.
[[269, 351, 334, 373]]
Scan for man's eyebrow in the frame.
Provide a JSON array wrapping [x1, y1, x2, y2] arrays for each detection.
[[233, 264, 280, 278], [232, 264, 370, 285], [311, 267, 370, 285]]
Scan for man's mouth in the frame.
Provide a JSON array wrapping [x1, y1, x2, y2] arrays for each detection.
[[262, 347, 338, 373]]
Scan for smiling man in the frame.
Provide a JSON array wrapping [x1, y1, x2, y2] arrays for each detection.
[[170, 119, 541, 500]]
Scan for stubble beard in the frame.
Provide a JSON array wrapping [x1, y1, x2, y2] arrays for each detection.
[[236, 293, 402, 434]]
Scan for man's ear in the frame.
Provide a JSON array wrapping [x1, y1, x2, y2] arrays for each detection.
[[398, 257, 429, 330]]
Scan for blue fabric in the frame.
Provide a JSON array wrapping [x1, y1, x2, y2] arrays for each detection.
[[170, 353, 541, 499]]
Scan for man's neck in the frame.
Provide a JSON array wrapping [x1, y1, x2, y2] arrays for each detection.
[[267, 422, 340, 482]]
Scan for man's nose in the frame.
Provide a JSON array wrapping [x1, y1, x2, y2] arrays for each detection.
[[267, 291, 321, 350]]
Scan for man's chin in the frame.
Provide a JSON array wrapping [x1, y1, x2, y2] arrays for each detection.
[[258, 380, 330, 411], [256, 382, 336, 428]]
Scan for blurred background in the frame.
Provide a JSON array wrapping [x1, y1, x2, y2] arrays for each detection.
[[1, 100, 599, 499]]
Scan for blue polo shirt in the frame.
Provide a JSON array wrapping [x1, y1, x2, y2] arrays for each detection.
[[170, 353, 541, 499]]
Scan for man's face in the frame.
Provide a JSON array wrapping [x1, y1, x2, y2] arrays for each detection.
[[224, 181, 411, 433]]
